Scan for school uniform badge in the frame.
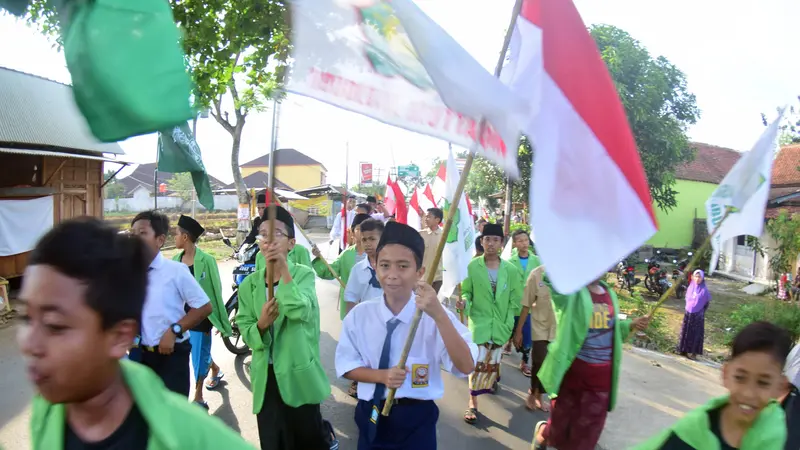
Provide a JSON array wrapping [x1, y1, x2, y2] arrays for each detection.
[[412, 364, 429, 388]]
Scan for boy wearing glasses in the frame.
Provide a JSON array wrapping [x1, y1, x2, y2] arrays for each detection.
[[236, 206, 334, 450]]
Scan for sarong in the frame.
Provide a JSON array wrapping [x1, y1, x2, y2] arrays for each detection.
[[677, 311, 705, 355], [468, 343, 503, 396]]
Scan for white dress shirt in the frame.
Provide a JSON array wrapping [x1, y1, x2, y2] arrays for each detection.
[[344, 258, 384, 304], [330, 209, 356, 250], [140, 253, 210, 346], [335, 293, 478, 401]]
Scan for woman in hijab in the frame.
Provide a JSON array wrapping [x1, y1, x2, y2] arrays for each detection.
[[677, 270, 711, 360]]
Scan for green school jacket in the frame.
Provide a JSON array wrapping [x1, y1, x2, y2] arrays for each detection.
[[311, 245, 357, 320], [236, 261, 331, 413], [507, 251, 540, 285], [255, 244, 312, 273], [29, 360, 255, 450], [633, 395, 786, 449], [538, 281, 631, 411], [172, 248, 232, 337], [461, 256, 523, 344]]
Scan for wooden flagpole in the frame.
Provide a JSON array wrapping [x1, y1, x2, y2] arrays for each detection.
[[266, 99, 280, 300], [382, 0, 524, 416]]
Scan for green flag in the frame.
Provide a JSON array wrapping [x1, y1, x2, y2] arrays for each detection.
[[157, 123, 214, 210]]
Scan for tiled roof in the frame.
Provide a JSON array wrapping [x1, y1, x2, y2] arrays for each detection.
[[224, 170, 293, 191], [771, 145, 800, 187], [0, 67, 123, 155], [674, 142, 741, 184], [241, 148, 327, 171], [119, 162, 226, 196], [766, 206, 800, 219]]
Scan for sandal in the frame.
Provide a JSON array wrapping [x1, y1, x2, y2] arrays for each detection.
[[520, 362, 532, 377], [205, 372, 225, 390], [193, 400, 209, 411], [464, 408, 478, 424]]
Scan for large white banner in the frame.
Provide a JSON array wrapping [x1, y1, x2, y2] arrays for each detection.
[[440, 149, 476, 297], [287, 0, 525, 178], [0, 196, 54, 256]]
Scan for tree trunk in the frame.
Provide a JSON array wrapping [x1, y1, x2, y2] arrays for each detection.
[[231, 124, 249, 245]]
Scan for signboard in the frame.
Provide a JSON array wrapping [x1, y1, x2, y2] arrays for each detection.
[[360, 163, 373, 185], [289, 197, 333, 216], [397, 164, 420, 178]]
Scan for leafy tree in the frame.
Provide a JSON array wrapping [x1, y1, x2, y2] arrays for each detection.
[[102, 169, 125, 199], [747, 210, 800, 285], [349, 183, 386, 199], [23, 0, 290, 241], [167, 172, 195, 206], [465, 25, 700, 212], [761, 96, 800, 146]]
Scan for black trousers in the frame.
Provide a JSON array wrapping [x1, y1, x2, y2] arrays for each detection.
[[140, 341, 191, 397], [531, 340, 549, 393], [257, 365, 330, 450]]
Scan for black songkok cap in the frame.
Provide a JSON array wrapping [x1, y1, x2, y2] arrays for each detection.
[[261, 205, 295, 239], [366, 195, 377, 203], [177, 215, 205, 240], [482, 223, 504, 238], [377, 221, 424, 263]]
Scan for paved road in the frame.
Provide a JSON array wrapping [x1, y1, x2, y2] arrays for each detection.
[[0, 236, 726, 449]]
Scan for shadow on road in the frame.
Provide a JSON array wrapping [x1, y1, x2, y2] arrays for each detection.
[[212, 381, 241, 433], [234, 353, 252, 392], [0, 325, 33, 433]]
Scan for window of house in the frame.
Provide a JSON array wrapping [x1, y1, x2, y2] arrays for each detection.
[[736, 235, 746, 246]]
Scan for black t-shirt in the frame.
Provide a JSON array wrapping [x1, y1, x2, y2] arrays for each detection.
[[185, 265, 213, 333], [64, 403, 149, 450], [783, 385, 800, 450], [658, 406, 736, 449]]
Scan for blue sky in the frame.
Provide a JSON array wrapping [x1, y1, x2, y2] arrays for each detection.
[[0, 0, 797, 185]]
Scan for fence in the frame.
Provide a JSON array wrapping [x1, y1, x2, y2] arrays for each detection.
[[104, 194, 240, 213]]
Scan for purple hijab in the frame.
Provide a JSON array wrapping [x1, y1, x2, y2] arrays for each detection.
[[685, 270, 711, 313]]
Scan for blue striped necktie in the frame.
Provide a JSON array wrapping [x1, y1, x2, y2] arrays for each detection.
[[368, 318, 400, 442]]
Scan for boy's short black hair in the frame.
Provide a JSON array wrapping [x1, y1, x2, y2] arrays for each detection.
[[511, 229, 530, 241], [131, 210, 170, 238], [351, 213, 371, 232], [474, 236, 484, 254], [427, 208, 443, 222], [29, 217, 149, 329], [359, 218, 385, 234], [731, 321, 793, 365], [356, 203, 372, 213]]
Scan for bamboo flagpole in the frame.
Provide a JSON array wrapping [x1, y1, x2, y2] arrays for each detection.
[[266, 99, 281, 301], [382, 0, 524, 416]]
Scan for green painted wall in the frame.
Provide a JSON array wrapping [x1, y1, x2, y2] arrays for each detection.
[[646, 179, 718, 249]]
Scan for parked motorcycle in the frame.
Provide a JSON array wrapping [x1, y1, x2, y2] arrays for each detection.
[[654, 268, 672, 296], [616, 260, 640, 292], [643, 251, 664, 293], [672, 252, 693, 299], [220, 236, 259, 355]]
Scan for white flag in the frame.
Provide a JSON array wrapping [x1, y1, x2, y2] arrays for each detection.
[[706, 110, 784, 274], [287, 0, 525, 177], [294, 223, 314, 253], [440, 149, 476, 297]]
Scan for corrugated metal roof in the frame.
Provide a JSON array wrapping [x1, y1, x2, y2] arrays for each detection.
[[0, 147, 127, 163], [0, 67, 124, 155]]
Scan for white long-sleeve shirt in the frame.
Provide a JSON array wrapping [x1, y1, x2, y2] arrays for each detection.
[[330, 209, 356, 251]]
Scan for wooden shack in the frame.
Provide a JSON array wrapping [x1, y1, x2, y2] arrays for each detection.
[[0, 67, 125, 278]]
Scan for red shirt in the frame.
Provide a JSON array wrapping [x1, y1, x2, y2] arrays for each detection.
[[560, 290, 614, 392]]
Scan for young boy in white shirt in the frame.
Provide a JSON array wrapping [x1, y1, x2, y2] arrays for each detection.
[[335, 221, 478, 449], [343, 218, 386, 315]]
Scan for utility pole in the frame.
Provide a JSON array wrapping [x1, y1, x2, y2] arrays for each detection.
[[503, 178, 512, 235], [191, 117, 198, 218]]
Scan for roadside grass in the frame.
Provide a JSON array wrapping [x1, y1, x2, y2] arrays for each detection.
[[608, 273, 752, 360], [161, 239, 234, 262]]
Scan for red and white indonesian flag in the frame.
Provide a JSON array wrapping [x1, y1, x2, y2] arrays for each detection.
[[432, 163, 446, 206], [418, 184, 437, 212], [408, 188, 422, 230], [384, 176, 408, 224], [502, 0, 657, 294], [287, 0, 526, 177]]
